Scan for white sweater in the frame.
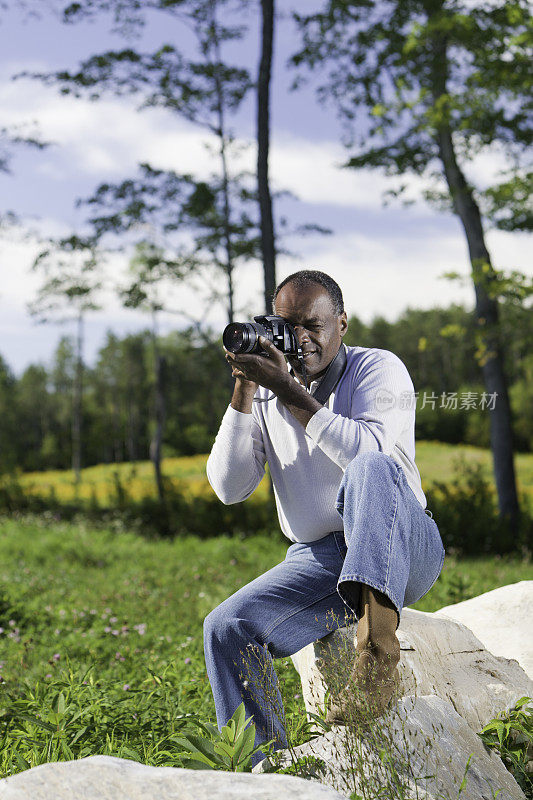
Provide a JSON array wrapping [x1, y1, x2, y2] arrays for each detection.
[[206, 344, 426, 543]]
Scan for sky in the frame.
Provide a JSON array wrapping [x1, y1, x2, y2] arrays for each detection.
[[1, 1, 531, 377]]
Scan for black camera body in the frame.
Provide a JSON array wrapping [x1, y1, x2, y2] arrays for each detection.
[[223, 315, 300, 356]]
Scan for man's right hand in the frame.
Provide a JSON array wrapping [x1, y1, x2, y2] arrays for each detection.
[[225, 348, 258, 413]]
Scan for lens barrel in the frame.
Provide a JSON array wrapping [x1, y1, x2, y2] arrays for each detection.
[[223, 322, 268, 354]]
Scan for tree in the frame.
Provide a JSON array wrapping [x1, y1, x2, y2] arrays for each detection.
[[88, 332, 151, 464], [291, 0, 532, 526], [0, 355, 18, 474], [15, 364, 54, 471], [119, 240, 188, 501], [0, 124, 48, 227], [28, 235, 103, 485], [24, 0, 256, 322], [257, 0, 276, 312]]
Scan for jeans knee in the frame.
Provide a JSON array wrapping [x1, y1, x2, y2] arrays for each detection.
[[344, 451, 397, 483], [204, 606, 231, 644], [204, 605, 256, 649]]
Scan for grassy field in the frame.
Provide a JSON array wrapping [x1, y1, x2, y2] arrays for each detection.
[[14, 441, 533, 510], [0, 514, 531, 780], [1, 445, 532, 786]]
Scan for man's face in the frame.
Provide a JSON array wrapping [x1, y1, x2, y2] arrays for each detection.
[[274, 282, 348, 381]]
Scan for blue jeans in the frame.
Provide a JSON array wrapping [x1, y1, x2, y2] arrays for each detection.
[[203, 452, 445, 767]]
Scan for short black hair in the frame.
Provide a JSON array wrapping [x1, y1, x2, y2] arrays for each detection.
[[273, 270, 344, 315]]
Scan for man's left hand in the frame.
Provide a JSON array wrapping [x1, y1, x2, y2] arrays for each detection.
[[224, 336, 290, 394]]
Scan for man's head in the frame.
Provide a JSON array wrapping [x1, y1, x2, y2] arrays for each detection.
[[273, 270, 348, 380]]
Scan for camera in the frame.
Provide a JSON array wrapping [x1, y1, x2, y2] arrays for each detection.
[[223, 315, 300, 356]]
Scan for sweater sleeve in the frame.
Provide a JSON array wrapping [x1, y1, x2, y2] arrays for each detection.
[[206, 405, 267, 504], [305, 351, 415, 470]]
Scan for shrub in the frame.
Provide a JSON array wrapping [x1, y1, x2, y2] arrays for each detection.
[[0, 472, 280, 542], [425, 457, 532, 556]]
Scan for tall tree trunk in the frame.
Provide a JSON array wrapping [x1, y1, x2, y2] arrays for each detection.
[[149, 311, 166, 502], [211, 1, 235, 324], [72, 311, 83, 488], [432, 36, 519, 526], [257, 0, 276, 313], [127, 394, 137, 462]]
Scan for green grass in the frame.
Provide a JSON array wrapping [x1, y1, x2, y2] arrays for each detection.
[[0, 515, 531, 779]]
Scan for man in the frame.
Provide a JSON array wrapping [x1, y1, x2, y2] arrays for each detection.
[[204, 270, 445, 767]]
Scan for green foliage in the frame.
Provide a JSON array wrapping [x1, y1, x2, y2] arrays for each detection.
[[478, 697, 533, 797], [292, 0, 531, 201], [173, 701, 275, 771], [0, 514, 531, 788], [0, 471, 279, 541], [21, 1, 263, 324], [0, 356, 18, 475], [28, 235, 103, 324], [482, 171, 533, 231], [425, 457, 532, 555], [0, 658, 213, 774], [2, 443, 533, 552], [510, 356, 533, 452]]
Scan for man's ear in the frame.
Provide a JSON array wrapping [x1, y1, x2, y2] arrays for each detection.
[[339, 312, 348, 338]]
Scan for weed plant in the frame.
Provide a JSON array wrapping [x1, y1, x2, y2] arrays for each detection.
[[479, 696, 533, 797]]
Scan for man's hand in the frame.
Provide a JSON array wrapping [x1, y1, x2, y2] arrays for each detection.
[[225, 336, 289, 394], [225, 336, 322, 427]]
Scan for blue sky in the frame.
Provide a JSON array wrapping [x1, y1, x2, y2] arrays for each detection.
[[1, 1, 530, 376]]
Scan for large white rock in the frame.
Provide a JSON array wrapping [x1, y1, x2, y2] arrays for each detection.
[[435, 581, 533, 679], [254, 694, 527, 800], [291, 606, 533, 733], [0, 754, 347, 800]]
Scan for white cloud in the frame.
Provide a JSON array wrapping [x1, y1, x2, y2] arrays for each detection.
[[269, 135, 428, 212], [276, 229, 477, 324], [2, 74, 520, 213], [5, 210, 531, 376], [2, 68, 531, 374]]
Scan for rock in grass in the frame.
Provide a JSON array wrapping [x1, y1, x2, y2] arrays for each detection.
[[291, 606, 533, 734], [435, 580, 533, 680], [0, 754, 347, 800], [254, 694, 527, 800]]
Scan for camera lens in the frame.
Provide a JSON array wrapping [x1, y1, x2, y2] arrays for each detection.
[[223, 322, 268, 353], [223, 324, 246, 353]]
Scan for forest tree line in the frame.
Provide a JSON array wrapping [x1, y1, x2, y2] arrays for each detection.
[[1, 298, 531, 475]]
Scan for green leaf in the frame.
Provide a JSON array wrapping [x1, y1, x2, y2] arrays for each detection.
[[120, 747, 141, 761], [17, 713, 56, 733], [70, 726, 89, 745], [458, 753, 473, 794], [56, 692, 66, 715], [179, 751, 217, 768], [231, 701, 246, 734], [305, 711, 331, 732], [193, 720, 220, 739], [495, 721, 506, 748], [180, 758, 216, 770], [220, 719, 236, 743], [213, 740, 235, 760], [232, 723, 256, 767], [13, 752, 31, 771], [172, 734, 217, 761]]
